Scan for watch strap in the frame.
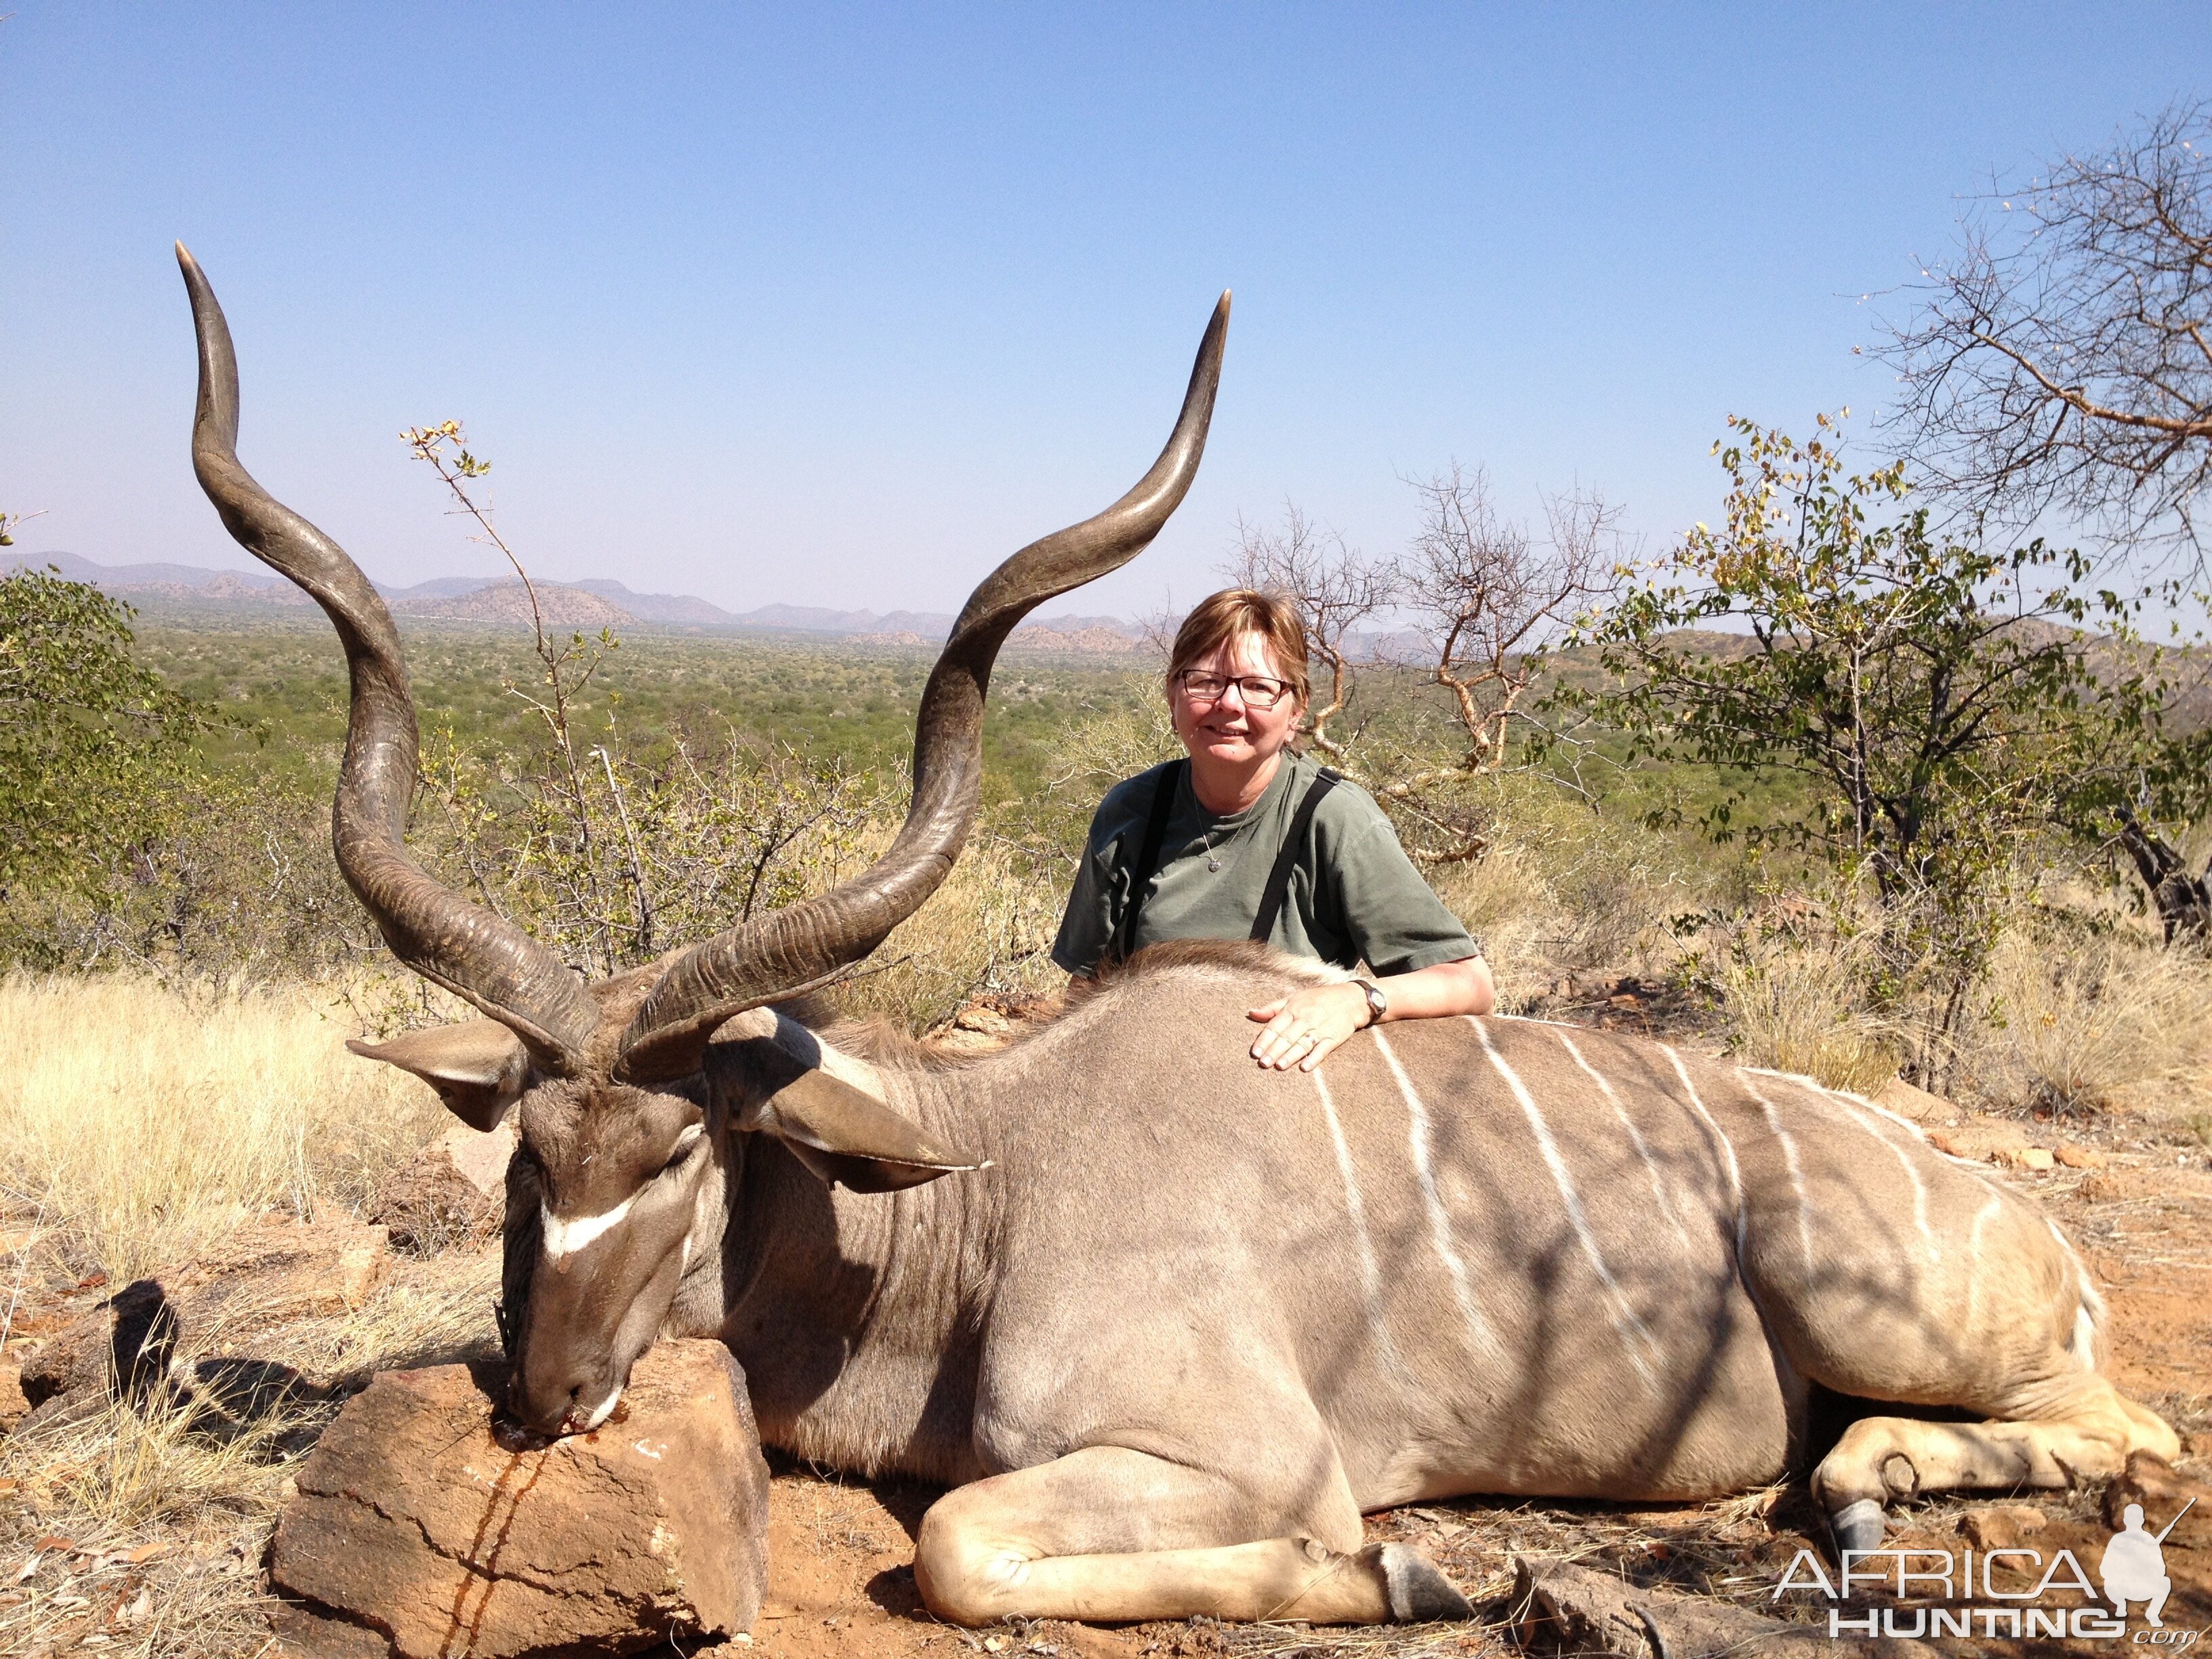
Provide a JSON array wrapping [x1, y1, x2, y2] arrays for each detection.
[[1352, 976, 1387, 1027]]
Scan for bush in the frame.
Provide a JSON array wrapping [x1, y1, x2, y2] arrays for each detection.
[[1968, 925, 2212, 1113], [1423, 771, 1723, 1003], [0, 567, 210, 899], [1710, 929, 1900, 1096]]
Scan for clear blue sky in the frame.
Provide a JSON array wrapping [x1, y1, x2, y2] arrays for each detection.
[[4, 5, 2206, 617]]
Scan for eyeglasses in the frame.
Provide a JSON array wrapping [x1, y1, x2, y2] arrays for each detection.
[[1174, 670, 1294, 710]]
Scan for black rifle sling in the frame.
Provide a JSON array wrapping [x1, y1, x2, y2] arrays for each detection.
[[1250, 768, 1341, 944], [1108, 759, 1187, 966]]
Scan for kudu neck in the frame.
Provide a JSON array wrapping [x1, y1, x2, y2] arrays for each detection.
[[716, 1069, 1000, 1483]]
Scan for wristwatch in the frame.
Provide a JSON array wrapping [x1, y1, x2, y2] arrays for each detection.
[[1351, 977, 1389, 1029]]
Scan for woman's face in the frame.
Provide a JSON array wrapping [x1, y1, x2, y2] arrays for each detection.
[[1170, 631, 1303, 774]]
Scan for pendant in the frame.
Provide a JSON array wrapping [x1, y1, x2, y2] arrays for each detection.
[[1207, 857, 1222, 872]]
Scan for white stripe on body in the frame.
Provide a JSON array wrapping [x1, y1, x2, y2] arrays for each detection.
[[1965, 1192, 2003, 1331], [1311, 1071, 1419, 1390], [1735, 1071, 1816, 1277], [1761, 1071, 1940, 1265], [1470, 1019, 1659, 1385], [2043, 1215, 2104, 1369], [1370, 1031, 1503, 1361], [1658, 1043, 1748, 1261], [541, 1193, 637, 1259], [1555, 1030, 1695, 1257]]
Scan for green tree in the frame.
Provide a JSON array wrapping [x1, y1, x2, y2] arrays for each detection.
[[1559, 417, 2190, 1065], [0, 565, 201, 895]]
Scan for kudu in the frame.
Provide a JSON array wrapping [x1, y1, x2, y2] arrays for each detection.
[[179, 245, 2179, 1627]]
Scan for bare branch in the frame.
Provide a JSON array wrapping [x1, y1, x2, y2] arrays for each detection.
[[1229, 505, 1394, 764], [1397, 464, 1621, 783], [1879, 100, 2212, 562]]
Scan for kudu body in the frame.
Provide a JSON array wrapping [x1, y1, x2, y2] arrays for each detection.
[[179, 247, 2177, 1626]]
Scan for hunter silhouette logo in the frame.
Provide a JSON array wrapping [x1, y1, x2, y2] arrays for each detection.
[[2102, 1498, 2194, 1629], [1771, 1495, 2200, 1643]]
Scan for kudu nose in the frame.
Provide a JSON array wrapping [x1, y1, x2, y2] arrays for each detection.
[[512, 1349, 628, 1436], [513, 1365, 600, 1437]]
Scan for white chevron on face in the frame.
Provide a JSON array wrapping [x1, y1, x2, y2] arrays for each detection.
[[1371, 1031, 1502, 1361], [1555, 1029, 1694, 1257], [1311, 1070, 1418, 1391], [541, 1192, 638, 1260], [1471, 1019, 1659, 1385]]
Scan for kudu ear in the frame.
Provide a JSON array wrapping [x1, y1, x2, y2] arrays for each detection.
[[347, 1020, 529, 1132], [750, 1067, 985, 1193]]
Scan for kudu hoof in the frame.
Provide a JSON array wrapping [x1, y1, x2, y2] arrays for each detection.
[[1362, 1542, 1474, 1621], [1828, 1498, 1887, 1555]]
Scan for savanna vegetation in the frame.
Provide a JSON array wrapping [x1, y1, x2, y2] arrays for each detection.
[[6, 99, 2212, 1659]]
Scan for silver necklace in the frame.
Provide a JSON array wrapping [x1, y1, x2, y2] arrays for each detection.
[[1202, 825, 1224, 872]]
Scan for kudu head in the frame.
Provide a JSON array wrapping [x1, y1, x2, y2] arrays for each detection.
[[176, 245, 1227, 1434]]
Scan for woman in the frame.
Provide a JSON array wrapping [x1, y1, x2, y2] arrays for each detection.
[[1052, 589, 1494, 1071]]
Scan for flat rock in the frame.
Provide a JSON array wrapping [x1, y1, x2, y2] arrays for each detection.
[[1874, 1076, 1956, 1124], [1511, 1556, 1942, 1657], [2105, 1452, 2211, 1549], [18, 1218, 387, 1410], [370, 1118, 516, 1252], [1959, 1503, 2047, 1549], [270, 1339, 769, 1658], [1925, 1113, 2036, 1164]]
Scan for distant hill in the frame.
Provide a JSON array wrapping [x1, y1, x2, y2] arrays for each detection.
[[3, 552, 1149, 651], [388, 579, 634, 629], [570, 580, 746, 627]]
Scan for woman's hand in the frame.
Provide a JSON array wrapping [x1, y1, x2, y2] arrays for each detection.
[[1246, 983, 1371, 1072], [1245, 958, 1494, 1071]]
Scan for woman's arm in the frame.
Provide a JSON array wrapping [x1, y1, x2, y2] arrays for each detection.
[[1246, 955, 1494, 1071]]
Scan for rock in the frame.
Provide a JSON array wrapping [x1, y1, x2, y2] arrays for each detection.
[[18, 1218, 386, 1409], [932, 1000, 1042, 1057], [1959, 1504, 2047, 1549], [1875, 1076, 1955, 1124], [270, 1340, 769, 1658], [2104, 1452, 2211, 1549], [1924, 1113, 2033, 1164], [2055, 1143, 2106, 1170], [0, 1358, 26, 1431], [1511, 1556, 1941, 1657], [952, 1005, 1015, 1037], [370, 1118, 516, 1252]]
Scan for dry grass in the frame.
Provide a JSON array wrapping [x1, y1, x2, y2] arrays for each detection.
[[0, 972, 493, 1657], [0, 973, 447, 1282], [1427, 784, 1712, 1004], [1711, 933, 1901, 1096], [1969, 926, 2212, 1113], [0, 1250, 499, 1659], [828, 830, 1073, 1032]]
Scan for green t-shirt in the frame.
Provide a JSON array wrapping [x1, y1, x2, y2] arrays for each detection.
[[1051, 752, 1481, 977]]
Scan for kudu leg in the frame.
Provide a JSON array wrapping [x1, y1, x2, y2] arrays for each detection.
[[912, 1446, 1470, 1626], [1811, 1372, 2182, 1551]]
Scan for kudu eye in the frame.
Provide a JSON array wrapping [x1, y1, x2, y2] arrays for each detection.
[[662, 1123, 705, 1174]]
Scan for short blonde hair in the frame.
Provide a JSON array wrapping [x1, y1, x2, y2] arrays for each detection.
[[1165, 589, 1309, 707]]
